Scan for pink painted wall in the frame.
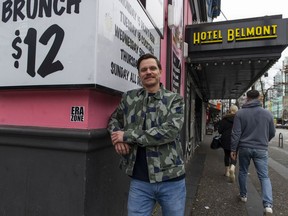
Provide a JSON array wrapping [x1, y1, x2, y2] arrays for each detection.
[[0, 0, 191, 130], [185, 0, 193, 25], [87, 90, 121, 128], [0, 89, 120, 129]]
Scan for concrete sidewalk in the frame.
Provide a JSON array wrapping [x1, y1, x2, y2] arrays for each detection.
[[153, 133, 288, 216], [185, 135, 263, 216]]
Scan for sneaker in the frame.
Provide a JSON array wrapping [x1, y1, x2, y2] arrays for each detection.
[[264, 206, 273, 215], [229, 169, 235, 183], [224, 167, 230, 177], [239, 195, 247, 203]]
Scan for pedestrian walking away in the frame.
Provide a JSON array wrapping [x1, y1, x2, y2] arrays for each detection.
[[107, 53, 186, 216], [218, 104, 238, 183], [231, 89, 276, 215]]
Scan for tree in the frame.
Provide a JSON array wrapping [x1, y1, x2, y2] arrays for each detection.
[[259, 78, 274, 108]]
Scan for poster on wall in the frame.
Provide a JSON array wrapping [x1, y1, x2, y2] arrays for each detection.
[[0, 0, 160, 93], [172, 52, 181, 93], [171, 0, 183, 93], [97, 0, 160, 92], [0, 1, 97, 86]]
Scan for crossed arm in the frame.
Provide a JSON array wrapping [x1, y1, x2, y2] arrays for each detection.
[[111, 131, 130, 155], [108, 93, 184, 156]]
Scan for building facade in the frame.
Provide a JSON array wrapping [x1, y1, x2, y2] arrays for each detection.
[[1, 1, 288, 215], [0, 0, 221, 215]]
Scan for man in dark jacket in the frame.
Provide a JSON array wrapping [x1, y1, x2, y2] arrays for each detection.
[[231, 89, 275, 215]]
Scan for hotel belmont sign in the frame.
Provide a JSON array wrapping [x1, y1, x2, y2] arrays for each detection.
[[186, 15, 288, 52], [193, 24, 277, 44]]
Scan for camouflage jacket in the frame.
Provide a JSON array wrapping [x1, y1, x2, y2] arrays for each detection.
[[107, 84, 185, 183]]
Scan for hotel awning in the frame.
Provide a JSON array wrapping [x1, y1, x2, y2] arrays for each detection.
[[185, 15, 288, 100]]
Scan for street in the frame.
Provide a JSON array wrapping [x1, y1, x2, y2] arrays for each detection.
[[153, 128, 288, 216], [269, 128, 288, 170]]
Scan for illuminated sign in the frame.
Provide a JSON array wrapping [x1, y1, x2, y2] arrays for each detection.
[[227, 25, 277, 42], [186, 15, 288, 52], [193, 24, 278, 44]]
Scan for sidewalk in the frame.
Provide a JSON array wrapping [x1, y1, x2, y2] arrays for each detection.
[[186, 135, 263, 216], [152, 133, 288, 216]]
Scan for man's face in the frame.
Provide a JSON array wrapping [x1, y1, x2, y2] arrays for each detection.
[[138, 58, 162, 89]]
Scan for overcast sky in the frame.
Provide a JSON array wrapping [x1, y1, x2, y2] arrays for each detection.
[[213, 0, 288, 83]]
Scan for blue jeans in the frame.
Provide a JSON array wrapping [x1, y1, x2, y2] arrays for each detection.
[[127, 178, 186, 216], [238, 147, 273, 207]]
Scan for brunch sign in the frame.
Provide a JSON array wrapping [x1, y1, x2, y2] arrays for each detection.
[[1, 0, 80, 80], [0, 0, 160, 93]]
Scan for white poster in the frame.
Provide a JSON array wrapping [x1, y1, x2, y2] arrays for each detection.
[[0, 0, 160, 92], [0, 0, 98, 86], [97, 0, 160, 92]]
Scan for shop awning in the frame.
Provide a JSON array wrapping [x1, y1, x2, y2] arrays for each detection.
[[185, 15, 288, 100]]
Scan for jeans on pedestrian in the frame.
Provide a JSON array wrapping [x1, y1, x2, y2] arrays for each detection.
[[127, 178, 186, 216], [238, 147, 273, 207]]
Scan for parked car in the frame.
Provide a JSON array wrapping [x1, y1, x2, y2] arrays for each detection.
[[275, 123, 288, 129]]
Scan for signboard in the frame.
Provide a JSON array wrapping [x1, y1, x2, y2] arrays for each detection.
[[97, 0, 160, 92], [0, 0, 160, 92], [186, 15, 288, 52]]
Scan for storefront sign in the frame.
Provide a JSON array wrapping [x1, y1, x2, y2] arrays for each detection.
[[98, 0, 160, 92], [186, 15, 288, 52], [0, 0, 160, 92], [193, 24, 278, 44]]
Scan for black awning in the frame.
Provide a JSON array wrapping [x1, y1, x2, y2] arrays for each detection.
[[185, 15, 288, 99]]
